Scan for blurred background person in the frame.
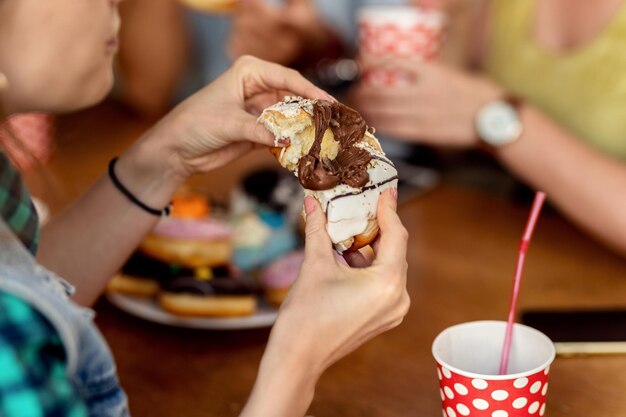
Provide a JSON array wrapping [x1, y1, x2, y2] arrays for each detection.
[[227, 0, 348, 69], [184, 0, 354, 88], [114, 0, 190, 118], [352, 0, 626, 256]]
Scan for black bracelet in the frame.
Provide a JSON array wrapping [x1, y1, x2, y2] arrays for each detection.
[[108, 157, 172, 217]]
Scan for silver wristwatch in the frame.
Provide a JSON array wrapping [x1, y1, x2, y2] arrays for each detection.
[[475, 96, 523, 147]]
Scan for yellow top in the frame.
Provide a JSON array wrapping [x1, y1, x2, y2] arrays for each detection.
[[484, 0, 626, 160]]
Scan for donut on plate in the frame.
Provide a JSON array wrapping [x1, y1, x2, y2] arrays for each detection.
[[139, 194, 232, 268]]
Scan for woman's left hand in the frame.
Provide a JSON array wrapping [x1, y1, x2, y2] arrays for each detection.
[[128, 55, 333, 185], [351, 57, 503, 147]]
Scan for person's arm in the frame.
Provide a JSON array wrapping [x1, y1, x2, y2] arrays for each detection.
[[36, 140, 183, 307], [494, 105, 626, 256], [352, 58, 626, 257], [37, 56, 334, 306], [241, 190, 410, 416]]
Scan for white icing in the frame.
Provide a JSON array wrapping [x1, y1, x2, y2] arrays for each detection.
[[259, 96, 399, 249], [259, 98, 313, 167], [310, 158, 398, 245], [261, 96, 315, 118], [355, 139, 386, 159]]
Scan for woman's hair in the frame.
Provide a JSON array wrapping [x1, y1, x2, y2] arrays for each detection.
[[0, 79, 65, 206], [0, 102, 41, 170]]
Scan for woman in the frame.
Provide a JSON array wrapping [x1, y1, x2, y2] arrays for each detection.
[[353, 0, 626, 257], [0, 1, 410, 416]]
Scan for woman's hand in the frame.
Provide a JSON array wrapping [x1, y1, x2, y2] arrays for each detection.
[[228, 0, 331, 67], [241, 188, 409, 417], [351, 57, 503, 147], [110, 56, 332, 235], [276, 189, 409, 372], [285, 189, 410, 371], [148, 55, 332, 177]]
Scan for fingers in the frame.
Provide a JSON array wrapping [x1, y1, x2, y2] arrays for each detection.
[[373, 188, 409, 270], [370, 234, 381, 254], [210, 142, 255, 166], [245, 90, 293, 114], [231, 112, 279, 147], [303, 195, 334, 262], [235, 55, 334, 102]]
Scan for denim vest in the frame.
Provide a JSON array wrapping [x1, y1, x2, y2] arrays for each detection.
[[0, 220, 129, 416]]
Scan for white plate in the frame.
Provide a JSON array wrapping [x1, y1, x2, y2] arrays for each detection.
[[107, 293, 278, 330]]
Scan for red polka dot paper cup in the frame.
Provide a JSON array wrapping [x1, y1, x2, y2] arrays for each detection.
[[432, 321, 556, 417], [357, 5, 446, 86]]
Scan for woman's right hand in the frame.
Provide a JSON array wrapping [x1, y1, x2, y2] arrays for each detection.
[[277, 188, 409, 371], [241, 188, 409, 417], [351, 57, 502, 147]]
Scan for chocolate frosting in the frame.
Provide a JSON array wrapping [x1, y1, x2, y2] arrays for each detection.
[[162, 276, 253, 296], [121, 252, 253, 296], [297, 100, 371, 190], [122, 252, 195, 281]]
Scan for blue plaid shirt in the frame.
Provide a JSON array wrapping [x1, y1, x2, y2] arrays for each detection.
[[0, 292, 87, 417], [0, 153, 87, 416], [0, 152, 40, 255], [0, 292, 88, 417]]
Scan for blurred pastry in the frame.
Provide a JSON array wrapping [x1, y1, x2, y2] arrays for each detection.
[[107, 252, 164, 297], [158, 266, 256, 317], [230, 168, 300, 271], [260, 250, 304, 306], [139, 194, 232, 268]]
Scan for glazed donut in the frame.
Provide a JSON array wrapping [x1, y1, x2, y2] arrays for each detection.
[[139, 216, 232, 268], [107, 273, 160, 297], [158, 275, 256, 317], [260, 249, 304, 306], [108, 252, 256, 317], [106, 252, 168, 297], [258, 97, 398, 252]]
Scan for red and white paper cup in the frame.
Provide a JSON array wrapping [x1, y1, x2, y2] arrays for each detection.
[[432, 321, 556, 417], [357, 5, 446, 86]]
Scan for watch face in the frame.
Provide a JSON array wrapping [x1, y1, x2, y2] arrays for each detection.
[[476, 100, 522, 146]]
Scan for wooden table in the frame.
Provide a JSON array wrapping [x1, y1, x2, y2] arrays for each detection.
[[32, 102, 626, 417]]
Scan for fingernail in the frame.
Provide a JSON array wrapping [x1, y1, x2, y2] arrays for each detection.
[[304, 196, 317, 215], [275, 136, 291, 147]]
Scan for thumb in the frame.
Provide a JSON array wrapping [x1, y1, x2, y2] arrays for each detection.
[[373, 188, 408, 269], [235, 113, 277, 147], [303, 195, 334, 261]]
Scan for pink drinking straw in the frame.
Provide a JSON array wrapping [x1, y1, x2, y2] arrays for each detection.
[[498, 191, 547, 375]]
